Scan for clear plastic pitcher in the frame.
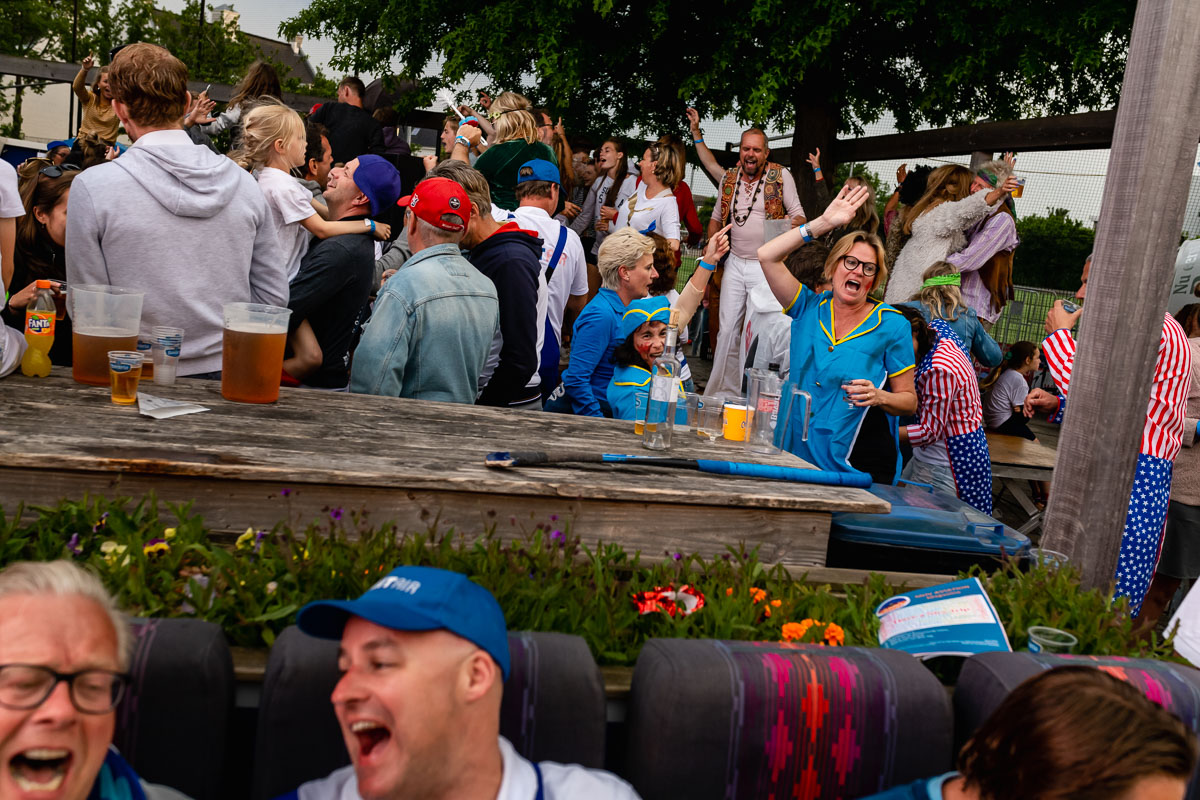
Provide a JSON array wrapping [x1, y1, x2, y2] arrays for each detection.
[[222, 303, 291, 403], [745, 368, 811, 455], [68, 285, 144, 386]]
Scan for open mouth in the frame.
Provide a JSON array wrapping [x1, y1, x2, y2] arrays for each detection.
[[350, 721, 392, 759], [845, 278, 862, 293], [10, 749, 72, 793]]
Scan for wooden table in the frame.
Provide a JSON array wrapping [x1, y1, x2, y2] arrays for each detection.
[[0, 370, 888, 570], [987, 431, 1057, 534]]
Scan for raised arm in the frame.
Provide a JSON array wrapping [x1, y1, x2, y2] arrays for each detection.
[[672, 224, 730, 329], [72, 54, 94, 104], [686, 108, 727, 185], [757, 184, 870, 307]]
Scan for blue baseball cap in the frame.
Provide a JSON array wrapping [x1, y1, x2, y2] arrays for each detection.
[[46, 140, 71, 151], [517, 158, 560, 185], [352, 154, 404, 218], [619, 296, 671, 341], [296, 566, 511, 679]]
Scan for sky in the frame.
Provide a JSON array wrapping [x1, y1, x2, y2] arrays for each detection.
[[159, 1, 1200, 231]]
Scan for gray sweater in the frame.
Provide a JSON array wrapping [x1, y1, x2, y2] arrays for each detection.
[[66, 129, 288, 375]]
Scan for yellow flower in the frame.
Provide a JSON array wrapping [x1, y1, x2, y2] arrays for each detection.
[[164, 527, 177, 539], [99, 540, 120, 555], [143, 540, 170, 557], [235, 528, 255, 550], [100, 540, 129, 567]]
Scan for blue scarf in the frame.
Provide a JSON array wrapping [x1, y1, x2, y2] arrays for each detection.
[[87, 749, 147, 800]]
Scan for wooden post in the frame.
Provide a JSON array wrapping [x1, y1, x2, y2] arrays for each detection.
[[1040, 0, 1200, 592], [968, 151, 993, 171]]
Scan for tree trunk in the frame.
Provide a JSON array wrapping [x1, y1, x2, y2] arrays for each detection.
[[1040, 0, 1200, 594], [790, 90, 838, 218]]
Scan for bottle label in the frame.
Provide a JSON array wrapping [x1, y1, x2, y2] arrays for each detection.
[[650, 375, 673, 402], [25, 311, 54, 337]]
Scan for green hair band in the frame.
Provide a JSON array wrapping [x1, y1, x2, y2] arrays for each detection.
[[976, 169, 999, 187], [922, 274, 961, 288]]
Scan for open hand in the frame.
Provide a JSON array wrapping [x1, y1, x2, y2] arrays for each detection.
[[1003, 151, 1016, 170], [805, 148, 821, 171], [685, 107, 701, 136], [562, 201, 581, 219], [555, 117, 567, 138], [821, 184, 870, 230], [896, 163, 908, 185]]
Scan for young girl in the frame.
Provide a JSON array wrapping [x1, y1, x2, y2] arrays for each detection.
[[983, 341, 1040, 440], [232, 102, 390, 381], [607, 296, 689, 424]]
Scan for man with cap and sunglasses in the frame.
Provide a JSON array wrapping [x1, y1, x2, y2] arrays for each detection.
[[350, 177, 499, 402], [287, 155, 403, 390], [282, 565, 641, 800]]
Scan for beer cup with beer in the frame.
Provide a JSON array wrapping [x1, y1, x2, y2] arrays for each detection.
[[222, 303, 292, 403]]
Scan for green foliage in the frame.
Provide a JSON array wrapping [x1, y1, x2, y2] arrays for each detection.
[[278, 0, 1133, 146], [149, 1, 258, 85], [1014, 208, 1095, 291], [0, 494, 1175, 667]]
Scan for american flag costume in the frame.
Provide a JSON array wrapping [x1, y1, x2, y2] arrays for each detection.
[[1041, 312, 1192, 615]]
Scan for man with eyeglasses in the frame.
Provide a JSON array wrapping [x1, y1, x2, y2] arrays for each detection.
[[0, 560, 190, 799]]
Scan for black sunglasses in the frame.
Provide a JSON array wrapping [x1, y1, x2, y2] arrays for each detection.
[[40, 164, 81, 178]]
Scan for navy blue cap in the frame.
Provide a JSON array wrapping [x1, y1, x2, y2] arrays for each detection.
[[297, 566, 511, 679], [353, 154, 404, 218], [517, 158, 560, 185]]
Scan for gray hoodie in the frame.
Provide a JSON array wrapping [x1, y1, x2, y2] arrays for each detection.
[[66, 129, 288, 375]]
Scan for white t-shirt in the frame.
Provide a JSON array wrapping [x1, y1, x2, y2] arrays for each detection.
[[508, 206, 588, 345], [256, 166, 315, 282], [983, 369, 1030, 429], [291, 735, 642, 800], [613, 183, 680, 243], [0, 325, 27, 378], [0, 159, 22, 219]]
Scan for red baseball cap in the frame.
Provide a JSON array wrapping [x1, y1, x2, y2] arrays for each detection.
[[397, 177, 472, 232]]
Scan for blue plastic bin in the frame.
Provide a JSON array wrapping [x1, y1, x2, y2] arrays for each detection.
[[827, 482, 1031, 573]]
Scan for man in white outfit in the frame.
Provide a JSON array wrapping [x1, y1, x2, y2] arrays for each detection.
[[689, 110, 805, 397]]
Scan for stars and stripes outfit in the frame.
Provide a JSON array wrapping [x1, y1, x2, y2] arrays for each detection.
[[1041, 313, 1193, 615], [905, 319, 993, 513]]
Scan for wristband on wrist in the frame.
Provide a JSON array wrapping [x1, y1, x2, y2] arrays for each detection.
[[692, 138, 704, 145], [364, 219, 375, 234], [698, 259, 716, 272], [813, 167, 821, 173], [799, 224, 814, 244], [1195, 419, 1199, 439], [454, 135, 470, 148]]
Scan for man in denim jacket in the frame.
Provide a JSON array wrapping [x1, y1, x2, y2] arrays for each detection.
[[350, 178, 499, 402]]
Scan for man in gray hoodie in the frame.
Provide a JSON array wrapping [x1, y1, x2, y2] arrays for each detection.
[[66, 43, 287, 378]]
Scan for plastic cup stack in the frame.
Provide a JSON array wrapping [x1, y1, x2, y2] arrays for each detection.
[[151, 326, 184, 386]]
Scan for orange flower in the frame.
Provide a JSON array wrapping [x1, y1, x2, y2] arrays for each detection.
[[823, 623, 845, 646], [770, 599, 782, 607], [749, 587, 766, 604], [764, 606, 772, 617], [781, 622, 805, 642], [725, 587, 733, 596]]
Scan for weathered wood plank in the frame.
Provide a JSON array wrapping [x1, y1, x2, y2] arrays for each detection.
[[986, 432, 1057, 471]]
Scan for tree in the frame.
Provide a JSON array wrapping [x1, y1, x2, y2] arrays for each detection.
[[1013, 209, 1096, 290], [149, 0, 258, 85], [279, 0, 1134, 213]]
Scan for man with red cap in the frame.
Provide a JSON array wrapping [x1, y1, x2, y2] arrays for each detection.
[[350, 177, 499, 402]]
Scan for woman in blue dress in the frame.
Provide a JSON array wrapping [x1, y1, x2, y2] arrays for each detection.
[[757, 184, 918, 482], [606, 296, 689, 424]]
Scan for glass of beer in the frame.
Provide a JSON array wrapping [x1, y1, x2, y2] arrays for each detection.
[[222, 303, 292, 403], [107, 350, 143, 405], [69, 285, 144, 386]]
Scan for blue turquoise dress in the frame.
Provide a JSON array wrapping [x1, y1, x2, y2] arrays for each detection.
[[780, 285, 916, 479], [607, 364, 689, 424]]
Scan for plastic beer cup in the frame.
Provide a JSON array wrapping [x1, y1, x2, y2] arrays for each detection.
[[107, 350, 143, 405], [69, 285, 143, 386], [633, 392, 649, 436], [151, 326, 184, 386], [221, 303, 291, 403]]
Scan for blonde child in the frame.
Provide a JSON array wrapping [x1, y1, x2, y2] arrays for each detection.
[[232, 102, 391, 382]]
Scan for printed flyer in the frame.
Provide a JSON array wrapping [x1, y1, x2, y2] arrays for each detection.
[[875, 577, 1011, 659]]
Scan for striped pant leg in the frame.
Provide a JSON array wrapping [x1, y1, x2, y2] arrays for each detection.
[[946, 428, 994, 515], [1115, 452, 1174, 617]]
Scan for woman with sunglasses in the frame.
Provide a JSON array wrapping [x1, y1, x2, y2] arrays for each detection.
[[757, 184, 918, 483], [2, 169, 77, 366]]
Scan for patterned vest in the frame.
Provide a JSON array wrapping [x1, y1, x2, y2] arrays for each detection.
[[719, 163, 787, 225]]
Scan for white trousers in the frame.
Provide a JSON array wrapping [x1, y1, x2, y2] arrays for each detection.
[[707, 254, 766, 398]]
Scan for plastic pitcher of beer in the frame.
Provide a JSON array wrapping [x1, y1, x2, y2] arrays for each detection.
[[68, 285, 144, 386], [222, 303, 292, 403]]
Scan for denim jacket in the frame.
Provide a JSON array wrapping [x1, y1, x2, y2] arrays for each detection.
[[350, 243, 499, 403], [897, 301, 1003, 368]]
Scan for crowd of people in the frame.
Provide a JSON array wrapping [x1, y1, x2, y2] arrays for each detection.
[[0, 43, 1196, 630]]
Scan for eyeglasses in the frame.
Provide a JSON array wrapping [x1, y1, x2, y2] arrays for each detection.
[[840, 255, 878, 278], [0, 665, 129, 714], [40, 164, 80, 178]]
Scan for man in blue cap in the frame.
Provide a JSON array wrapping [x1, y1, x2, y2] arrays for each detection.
[[284, 566, 641, 800], [507, 159, 589, 402], [287, 154, 403, 389]]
